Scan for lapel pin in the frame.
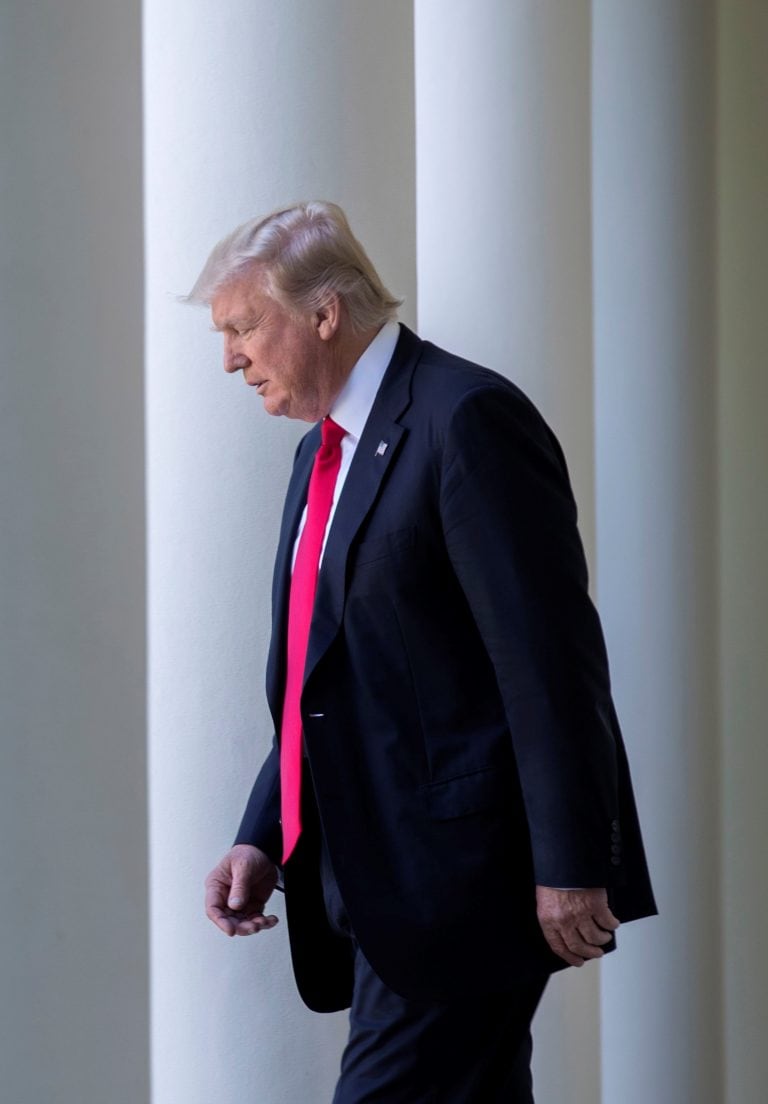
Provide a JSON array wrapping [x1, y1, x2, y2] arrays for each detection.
[[375, 441, 389, 457]]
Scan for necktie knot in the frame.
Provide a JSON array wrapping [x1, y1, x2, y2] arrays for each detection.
[[321, 416, 346, 451]]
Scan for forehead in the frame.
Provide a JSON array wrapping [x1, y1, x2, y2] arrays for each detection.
[[210, 271, 271, 328]]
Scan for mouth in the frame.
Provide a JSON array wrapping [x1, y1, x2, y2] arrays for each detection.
[[248, 379, 268, 392]]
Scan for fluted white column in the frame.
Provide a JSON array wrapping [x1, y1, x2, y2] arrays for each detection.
[[0, 3, 147, 1103], [144, 2, 416, 1102], [593, 4, 721, 1102], [717, 3, 768, 1101], [415, 3, 600, 1100]]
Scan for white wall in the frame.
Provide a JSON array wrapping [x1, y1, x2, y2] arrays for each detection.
[[0, 3, 148, 1103], [143, 2, 416, 1101]]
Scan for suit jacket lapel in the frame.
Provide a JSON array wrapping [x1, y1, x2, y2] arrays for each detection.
[[265, 429, 318, 724], [304, 325, 421, 687], [265, 325, 423, 724]]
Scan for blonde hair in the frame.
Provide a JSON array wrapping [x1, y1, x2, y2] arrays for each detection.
[[186, 201, 402, 333]]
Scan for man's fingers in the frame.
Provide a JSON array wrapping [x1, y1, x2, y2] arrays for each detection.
[[576, 920, 613, 947], [543, 921, 605, 963], [204, 847, 279, 936], [204, 864, 259, 935], [233, 914, 279, 936], [206, 903, 238, 937], [206, 899, 279, 937], [593, 904, 621, 932], [564, 933, 605, 960], [204, 879, 232, 923], [543, 926, 586, 968], [535, 886, 620, 966]]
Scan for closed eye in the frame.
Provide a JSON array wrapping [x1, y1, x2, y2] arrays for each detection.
[[209, 319, 259, 336]]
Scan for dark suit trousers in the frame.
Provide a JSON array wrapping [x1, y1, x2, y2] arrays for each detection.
[[319, 840, 548, 1104]]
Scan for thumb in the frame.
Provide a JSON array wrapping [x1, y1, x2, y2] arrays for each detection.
[[227, 861, 250, 909]]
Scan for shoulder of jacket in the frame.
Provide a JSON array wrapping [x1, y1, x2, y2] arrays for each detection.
[[412, 341, 543, 429]]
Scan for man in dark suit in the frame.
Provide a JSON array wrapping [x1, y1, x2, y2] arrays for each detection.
[[197, 202, 656, 1103]]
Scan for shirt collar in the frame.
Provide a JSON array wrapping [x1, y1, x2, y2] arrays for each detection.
[[329, 320, 400, 442]]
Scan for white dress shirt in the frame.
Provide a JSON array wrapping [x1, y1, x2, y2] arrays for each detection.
[[291, 319, 400, 569]]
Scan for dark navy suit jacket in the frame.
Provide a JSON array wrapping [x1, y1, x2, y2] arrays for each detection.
[[234, 324, 656, 1012]]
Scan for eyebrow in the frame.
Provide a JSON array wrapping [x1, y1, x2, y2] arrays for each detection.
[[209, 317, 256, 334]]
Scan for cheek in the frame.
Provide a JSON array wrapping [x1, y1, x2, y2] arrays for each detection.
[[249, 340, 281, 381], [240, 338, 257, 364]]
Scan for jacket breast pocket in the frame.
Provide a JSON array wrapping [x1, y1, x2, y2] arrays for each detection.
[[353, 526, 416, 567], [422, 766, 510, 821]]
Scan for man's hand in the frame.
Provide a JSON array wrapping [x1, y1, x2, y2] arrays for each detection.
[[204, 844, 279, 937], [536, 886, 619, 967]]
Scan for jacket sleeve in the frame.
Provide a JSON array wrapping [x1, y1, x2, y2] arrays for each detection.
[[440, 383, 622, 888], [231, 431, 315, 867], [232, 738, 283, 868]]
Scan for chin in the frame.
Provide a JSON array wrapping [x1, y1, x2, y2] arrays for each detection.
[[262, 396, 286, 417]]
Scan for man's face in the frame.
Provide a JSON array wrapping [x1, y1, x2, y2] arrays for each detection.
[[210, 270, 341, 422]]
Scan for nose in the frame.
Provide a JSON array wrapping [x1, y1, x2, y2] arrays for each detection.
[[223, 335, 250, 375]]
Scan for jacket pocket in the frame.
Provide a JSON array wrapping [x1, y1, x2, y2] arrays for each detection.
[[422, 766, 510, 820]]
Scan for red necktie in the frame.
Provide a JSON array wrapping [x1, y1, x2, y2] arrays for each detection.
[[280, 416, 346, 863]]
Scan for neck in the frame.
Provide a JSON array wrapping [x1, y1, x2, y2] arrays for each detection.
[[339, 323, 383, 377], [325, 323, 384, 405]]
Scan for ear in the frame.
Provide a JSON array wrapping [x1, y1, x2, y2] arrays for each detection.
[[313, 295, 342, 342]]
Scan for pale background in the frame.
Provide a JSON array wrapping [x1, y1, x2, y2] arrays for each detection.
[[1, 2, 765, 1102]]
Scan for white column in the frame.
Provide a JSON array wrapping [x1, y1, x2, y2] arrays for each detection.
[[593, 3, 721, 1102], [0, 4, 147, 1103], [144, 3, 416, 1102], [415, 3, 601, 1100], [717, 3, 768, 1101]]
